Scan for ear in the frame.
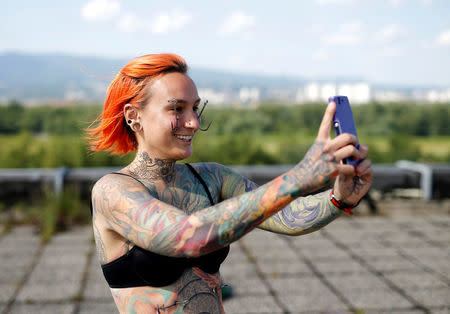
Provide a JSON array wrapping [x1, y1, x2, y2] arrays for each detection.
[[124, 103, 140, 122]]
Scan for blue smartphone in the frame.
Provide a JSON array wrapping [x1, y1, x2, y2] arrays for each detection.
[[328, 96, 361, 166]]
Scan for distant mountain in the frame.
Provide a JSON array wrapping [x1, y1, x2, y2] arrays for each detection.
[[0, 52, 313, 104], [0, 52, 124, 102]]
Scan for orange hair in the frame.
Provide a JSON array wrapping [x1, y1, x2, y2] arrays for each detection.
[[87, 53, 188, 155]]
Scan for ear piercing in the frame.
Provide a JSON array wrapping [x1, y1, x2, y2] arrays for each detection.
[[132, 122, 142, 132], [126, 119, 142, 132]]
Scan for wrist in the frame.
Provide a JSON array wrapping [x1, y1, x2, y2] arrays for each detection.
[[329, 189, 360, 215]]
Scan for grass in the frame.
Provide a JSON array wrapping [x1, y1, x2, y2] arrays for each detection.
[[1, 187, 90, 243]]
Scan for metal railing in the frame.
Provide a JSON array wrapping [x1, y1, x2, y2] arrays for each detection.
[[1, 162, 449, 200]]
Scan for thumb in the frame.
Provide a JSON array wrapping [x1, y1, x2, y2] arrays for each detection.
[[317, 101, 335, 140]]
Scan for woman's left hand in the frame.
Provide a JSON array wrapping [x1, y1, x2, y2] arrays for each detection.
[[333, 143, 373, 205]]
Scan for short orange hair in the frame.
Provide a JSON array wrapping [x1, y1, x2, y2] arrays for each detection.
[[87, 53, 188, 155]]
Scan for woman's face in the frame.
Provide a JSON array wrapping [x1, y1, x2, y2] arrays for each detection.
[[138, 72, 201, 160]]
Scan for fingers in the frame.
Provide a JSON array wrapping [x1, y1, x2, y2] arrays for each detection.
[[325, 133, 358, 153], [359, 144, 369, 159], [317, 101, 336, 141], [333, 144, 362, 162], [337, 163, 357, 176], [334, 143, 371, 176], [356, 158, 372, 176]]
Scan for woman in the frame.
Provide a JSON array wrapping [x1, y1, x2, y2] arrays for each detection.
[[88, 53, 372, 313]]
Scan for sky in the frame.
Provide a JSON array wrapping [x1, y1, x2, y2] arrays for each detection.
[[1, 0, 450, 87]]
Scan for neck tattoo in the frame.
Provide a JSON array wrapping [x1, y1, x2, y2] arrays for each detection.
[[128, 152, 175, 183]]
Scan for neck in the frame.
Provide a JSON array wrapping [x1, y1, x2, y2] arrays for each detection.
[[127, 151, 176, 183]]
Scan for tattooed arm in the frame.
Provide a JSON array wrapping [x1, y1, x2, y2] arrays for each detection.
[[217, 103, 372, 236], [92, 128, 348, 258], [219, 164, 342, 236], [92, 141, 331, 258], [259, 142, 372, 235]]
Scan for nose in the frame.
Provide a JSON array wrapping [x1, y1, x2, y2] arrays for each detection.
[[183, 111, 200, 131]]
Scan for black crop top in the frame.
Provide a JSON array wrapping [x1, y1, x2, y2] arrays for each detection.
[[96, 163, 230, 288]]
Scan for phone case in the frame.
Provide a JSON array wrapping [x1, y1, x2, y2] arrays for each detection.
[[328, 96, 361, 166]]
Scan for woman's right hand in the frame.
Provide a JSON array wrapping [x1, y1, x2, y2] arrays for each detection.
[[292, 101, 361, 195]]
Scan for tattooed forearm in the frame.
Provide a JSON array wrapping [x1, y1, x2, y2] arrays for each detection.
[[98, 169, 294, 256], [93, 168, 299, 258], [289, 141, 338, 196], [259, 190, 341, 235], [92, 140, 340, 259]]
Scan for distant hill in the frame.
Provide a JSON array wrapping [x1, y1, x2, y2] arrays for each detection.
[[0, 52, 123, 102], [0, 52, 312, 104]]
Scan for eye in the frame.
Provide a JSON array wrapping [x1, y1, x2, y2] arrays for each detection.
[[193, 106, 199, 113], [171, 106, 182, 113]]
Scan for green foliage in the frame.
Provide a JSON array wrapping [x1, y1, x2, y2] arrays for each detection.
[[0, 134, 134, 168], [187, 134, 280, 165], [0, 100, 449, 167], [0, 100, 100, 136]]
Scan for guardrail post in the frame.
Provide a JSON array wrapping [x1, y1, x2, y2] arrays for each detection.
[[54, 167, 68, 196], [396, 160, 433, 200]]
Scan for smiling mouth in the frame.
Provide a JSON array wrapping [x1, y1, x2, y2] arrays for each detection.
[[174, 135, 193, 142]]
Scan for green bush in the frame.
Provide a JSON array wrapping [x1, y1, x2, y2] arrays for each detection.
[[0, 101, 449, 167]]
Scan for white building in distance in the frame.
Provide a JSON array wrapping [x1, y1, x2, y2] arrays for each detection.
[[297, 82, 371, 104], [239, 87, 260, 105], [197, 88, 228, 106]]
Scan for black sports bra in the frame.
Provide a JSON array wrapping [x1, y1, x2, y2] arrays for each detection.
[[97, 163, 230, 288]]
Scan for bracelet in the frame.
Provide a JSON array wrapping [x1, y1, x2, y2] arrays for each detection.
[[329, 189, 359, 215]]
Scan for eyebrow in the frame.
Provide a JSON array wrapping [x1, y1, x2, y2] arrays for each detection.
[[168, 98, 201, 105]]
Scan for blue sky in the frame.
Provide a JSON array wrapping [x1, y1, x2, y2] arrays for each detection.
[[1, 0, 449, 87]]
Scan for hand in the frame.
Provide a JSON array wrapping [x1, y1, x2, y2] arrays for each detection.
[[294, 102, 361, 195], [333, 143, 373, 205]]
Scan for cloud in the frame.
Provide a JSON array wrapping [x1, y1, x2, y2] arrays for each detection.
[[152, 11, 192, 34], [118, 10, 192, 34], [322, 21, 364, 45], [81, 0, 120, 21], [118, 13, 145, 32], [316, 0, 359, 4], [436, 30, 450, 46], [388, 0, 434, 6], [219, 11, 255, 34], [378, 46, 404, 57], [388, 0, 406, 6], [375, 24, 407, 43]]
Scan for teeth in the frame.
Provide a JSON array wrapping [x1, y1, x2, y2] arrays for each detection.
[[175, 135, 192, 140]]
